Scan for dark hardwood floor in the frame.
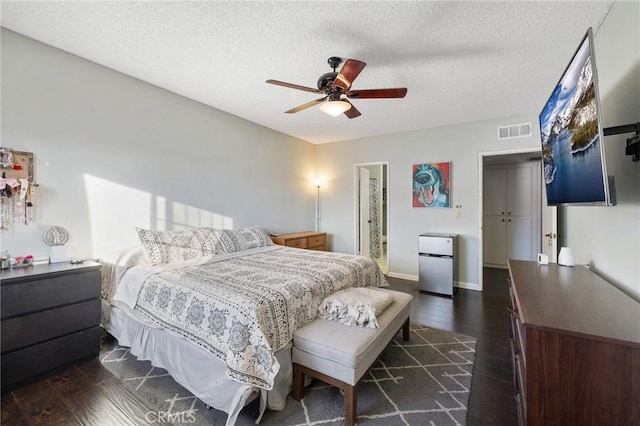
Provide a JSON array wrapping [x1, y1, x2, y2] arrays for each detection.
[[388, 267, 518, 425], [1, 354, 159, 426], [2, 267, 516, 425]]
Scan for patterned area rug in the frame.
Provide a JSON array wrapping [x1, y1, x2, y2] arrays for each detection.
[[101, 323, 477, 425]]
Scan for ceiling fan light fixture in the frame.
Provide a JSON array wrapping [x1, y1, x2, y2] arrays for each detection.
[[319, 100, 352, 117]]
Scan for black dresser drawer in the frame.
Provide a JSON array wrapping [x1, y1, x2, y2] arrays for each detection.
[[1, 326, 101, 388], [1, 269, 100, 319], [1, 298, 100, 353], [0, 261, 102, 390]]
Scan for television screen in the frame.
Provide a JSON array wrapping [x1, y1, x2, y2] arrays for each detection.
[[539, 28, 612, 206]]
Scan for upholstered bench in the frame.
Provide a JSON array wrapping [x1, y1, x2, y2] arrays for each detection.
[[292, 288, 412, 426]]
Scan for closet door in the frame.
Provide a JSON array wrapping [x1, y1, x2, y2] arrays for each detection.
[[484, 162, 539, 268], [507, 167, 534, 217], [483, 216, 507, 265], [484, 169, 507, 215]]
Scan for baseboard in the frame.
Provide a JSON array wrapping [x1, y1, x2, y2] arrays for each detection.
[[483, 263, 507, 270], [456, 281, 481, 292], [387, 273, 481, 292], [387, 272, 418, 281]]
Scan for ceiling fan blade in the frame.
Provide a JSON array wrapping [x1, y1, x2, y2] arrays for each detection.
[[332, 59, 367, 92], [285, 96, 328, 114], [347, 88, 408, 99], [266, 79, 324, 94], [343, 100, 361, 119]]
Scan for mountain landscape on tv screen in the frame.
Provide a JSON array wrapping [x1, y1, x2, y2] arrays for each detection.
[[541, 46, 599, 186]]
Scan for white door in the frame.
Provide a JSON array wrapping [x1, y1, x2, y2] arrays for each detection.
[[507, 167, 534, 217], [541, 172, 558, 262], [483, 216, 507, 265], [484, 169, 507, 215], [483, 162, 539, 268], [507, 217, 535, 261], [359, 167, 370, 257]]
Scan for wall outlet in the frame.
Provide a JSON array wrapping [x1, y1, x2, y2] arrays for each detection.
[[455, 210, 462, 218]]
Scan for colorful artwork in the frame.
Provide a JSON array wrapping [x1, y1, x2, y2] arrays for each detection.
[[412, 162, 450, 208]]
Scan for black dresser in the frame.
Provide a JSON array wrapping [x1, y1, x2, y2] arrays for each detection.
[[1, 261, 102, 390]]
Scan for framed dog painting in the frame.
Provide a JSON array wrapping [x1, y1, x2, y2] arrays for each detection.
[[412, 162, 451, 208]]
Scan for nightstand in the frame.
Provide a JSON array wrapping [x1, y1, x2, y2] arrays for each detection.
[[271, 231, 328, 251], [1, 261, 102, 390]]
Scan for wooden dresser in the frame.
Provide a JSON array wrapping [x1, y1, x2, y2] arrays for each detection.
[[507, 260, 640, 425], [271, 231, 328, 251], [1, 261, 102, 390]]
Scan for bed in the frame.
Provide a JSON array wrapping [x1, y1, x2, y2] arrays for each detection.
[[101, 226, 387, 425]]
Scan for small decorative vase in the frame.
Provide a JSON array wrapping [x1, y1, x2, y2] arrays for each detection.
[[558, 247, 574, 267]]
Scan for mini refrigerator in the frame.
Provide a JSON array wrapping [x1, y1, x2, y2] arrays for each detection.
[[418, 233, 457, 297]]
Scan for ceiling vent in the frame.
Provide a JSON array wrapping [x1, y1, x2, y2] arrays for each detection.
[[498, 122, 532, 140]]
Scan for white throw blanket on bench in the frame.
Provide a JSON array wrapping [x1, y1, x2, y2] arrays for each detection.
[[319, 287, 394, 328]]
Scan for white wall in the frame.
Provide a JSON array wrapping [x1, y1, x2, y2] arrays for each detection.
[[566, 1, 640, 298], [316, 115, 540, 286], [1, 29, 316, 260]]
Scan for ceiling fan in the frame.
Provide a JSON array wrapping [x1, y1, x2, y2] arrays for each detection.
[[266, 56, 407, 119]]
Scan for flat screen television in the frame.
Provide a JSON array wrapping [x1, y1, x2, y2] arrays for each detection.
[[539, 27, 613, 206]]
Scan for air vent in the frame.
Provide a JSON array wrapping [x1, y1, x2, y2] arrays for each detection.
[[498, 123, 532, 140]]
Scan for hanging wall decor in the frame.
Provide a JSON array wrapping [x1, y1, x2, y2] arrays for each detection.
[[412, 162, 451, 208], [0, 147, 37, 231]]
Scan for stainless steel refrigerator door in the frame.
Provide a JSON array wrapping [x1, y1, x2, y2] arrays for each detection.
[[418, 254, 454, 296], [418, 236, 454, 257]]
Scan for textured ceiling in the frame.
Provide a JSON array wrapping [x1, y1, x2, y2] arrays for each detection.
[[1, 1, 613, 144]]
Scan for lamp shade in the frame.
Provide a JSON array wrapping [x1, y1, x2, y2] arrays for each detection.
[[319, 100, 351, 116]]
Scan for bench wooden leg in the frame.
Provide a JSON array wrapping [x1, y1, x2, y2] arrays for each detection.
[[293, 363, 304, 401], [293, 363, 359, 425], [343, 384, 357, 426], [403, 317, 410, 341]]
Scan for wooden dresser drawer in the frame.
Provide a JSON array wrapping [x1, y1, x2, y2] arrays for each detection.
[[308, 234, 326, 248], [286, 238, 307, 249], [271, 231, 328, 251], [1, 269, 101, 319]]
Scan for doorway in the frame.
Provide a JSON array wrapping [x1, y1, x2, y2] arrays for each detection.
[[355, 162, 389, 275], [478, 148, 557, 290]]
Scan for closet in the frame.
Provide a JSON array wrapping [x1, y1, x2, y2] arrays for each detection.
[[483, 162, 540, 268]]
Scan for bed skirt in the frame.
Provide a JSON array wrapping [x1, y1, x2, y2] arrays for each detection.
[[105, 303, 294, 426]]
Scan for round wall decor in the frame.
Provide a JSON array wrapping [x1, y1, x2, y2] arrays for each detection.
[[42, 226, 69, 246]]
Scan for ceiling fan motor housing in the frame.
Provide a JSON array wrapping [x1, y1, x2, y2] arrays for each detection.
[[317, 72, 338, 91], [317, 57, 344, 91]]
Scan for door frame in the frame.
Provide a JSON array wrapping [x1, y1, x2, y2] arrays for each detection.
[[478, 147, 542, 291], [354, 161, 389, 273], [359, 167, 371, 258]]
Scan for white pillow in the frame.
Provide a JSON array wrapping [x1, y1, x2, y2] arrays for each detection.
[[211, 226, 273, 253], [136, 227, 217, 265]]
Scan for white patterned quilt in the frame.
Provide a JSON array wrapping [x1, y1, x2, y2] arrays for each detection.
[[113, 245, 387, 390]]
